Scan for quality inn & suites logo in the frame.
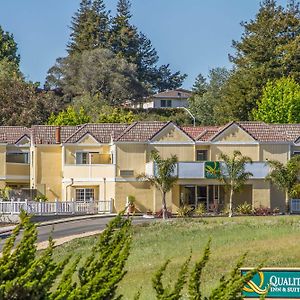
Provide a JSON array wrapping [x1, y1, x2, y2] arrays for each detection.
[[242, 269, 300, 298]]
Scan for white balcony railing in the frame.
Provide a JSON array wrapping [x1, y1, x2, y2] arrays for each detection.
[[145, 161, 269, 179]]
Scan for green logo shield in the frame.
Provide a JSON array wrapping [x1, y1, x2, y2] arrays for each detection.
[[204, 161, 220, 179]]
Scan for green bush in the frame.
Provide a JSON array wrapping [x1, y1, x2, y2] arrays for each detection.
[[177, 205, 193, 217], [194, 203, 206, 216], [150, 239, 265, 300], [236, 202, 253, 215], [0, 211, 131, 300]]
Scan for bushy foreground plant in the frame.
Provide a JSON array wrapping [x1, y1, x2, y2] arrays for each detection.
[[0, 211, 131, 300], [148, 239, 266, 300]]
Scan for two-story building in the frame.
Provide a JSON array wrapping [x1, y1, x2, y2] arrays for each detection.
[[1, 120, 299, 213]]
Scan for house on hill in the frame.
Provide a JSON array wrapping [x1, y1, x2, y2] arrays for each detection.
[[141, 88, 192, 109]]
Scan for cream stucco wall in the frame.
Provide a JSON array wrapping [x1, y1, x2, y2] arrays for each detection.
[[35, 146, 62, 201], [116, 144, 146, 177], [149, 144, 195, 161], [210, 144, 259, 161], [259, 144, 289, 163]]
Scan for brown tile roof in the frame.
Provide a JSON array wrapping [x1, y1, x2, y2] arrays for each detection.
[[65, 123, 128, 144], [209, 121, 288, 142], [152, 89, 192, 99], [32, 125, 80, 144], [0, 126, 31, 144], [181, 126, 220, 141], [116, 121, 169, 142], [270, 124, 300, 142]]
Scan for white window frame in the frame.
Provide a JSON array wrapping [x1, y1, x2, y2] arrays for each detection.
[[75, 151, 90, 165], [6, 151, 30, 164], [75, 188, 95, 202], [161, 99, 172, 108]]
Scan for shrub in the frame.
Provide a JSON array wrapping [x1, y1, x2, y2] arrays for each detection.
[[151, 239, 264, 300], [194, 203, 206, 216], [0, 211, 132, 300], [177, 205, 193, 217], [253, 206, 271, 216], [236, 202, 252, 215]]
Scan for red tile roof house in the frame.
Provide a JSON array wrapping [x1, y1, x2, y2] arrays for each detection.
[[139, 88, 192, 109], [0, 121, 299, 215]]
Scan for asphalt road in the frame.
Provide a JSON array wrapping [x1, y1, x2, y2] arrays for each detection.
[[0, 216, 155, 250]]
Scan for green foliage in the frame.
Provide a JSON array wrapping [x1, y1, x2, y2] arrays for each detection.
[[138, 150, 178, 219], [0, 187, 12, 201], [236, 202, 253, 215], [152, 256, 191, 300], [0, 212, 132, 300], [0, 25, 20, 66], [188, 239, 211, 299], [48, 106, 91, 126], [0, 77, 63, 126], [98, 107, 136, 123], [189, 68, 230, 125], [34, 194, 48, 202], [177, 205, 193, 217], [218, 150, 253, 217], [219, 0, 300, 122], [67, 0, 110, 54], [266, 155, 300, 199], [253, 77, 300, 123], [194, 204, 206, 216], [151, 239, 261, 300]]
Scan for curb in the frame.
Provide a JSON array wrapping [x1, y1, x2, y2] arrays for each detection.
[[0, 213, 117, 235]]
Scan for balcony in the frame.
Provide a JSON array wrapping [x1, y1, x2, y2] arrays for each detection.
[[145, 161, 269, 180], [64, 164, 116, 180]]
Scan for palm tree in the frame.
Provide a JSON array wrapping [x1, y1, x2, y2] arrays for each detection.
[[266, 155, 300, 208], [218, 150, 253, 217], [138, 150, 178, 219]]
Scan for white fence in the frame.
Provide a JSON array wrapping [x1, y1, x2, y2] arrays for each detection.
[[0, 199, 113, 215]]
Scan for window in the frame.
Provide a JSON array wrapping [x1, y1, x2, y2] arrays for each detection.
[[161, 100, 172, 108], [196, 150, 208, 161], [6, 152, 29, 164], [75, 188, 95, 202], [76, 152, 89, 164], [120, 170, 134, 177]]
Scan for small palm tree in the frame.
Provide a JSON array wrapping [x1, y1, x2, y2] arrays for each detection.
[[138, 150, 178, 219], [218, 150, 253, 217], [266, 155, 300, 207]]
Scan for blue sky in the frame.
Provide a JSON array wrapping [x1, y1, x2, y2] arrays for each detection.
[[0, 0, 287, 88]]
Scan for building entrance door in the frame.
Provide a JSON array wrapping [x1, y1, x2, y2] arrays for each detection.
[[196, 186, 207, 208]]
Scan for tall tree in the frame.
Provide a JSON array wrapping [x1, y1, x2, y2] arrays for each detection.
[[109, 0, 139, 63], [67, 0, 110, 54], [189, 68, 230, 125], [253, 77, 300, 123], [220, 0, 300, 122], [218, 151, 253, 217], [138, 150, 178, 219], [0, 25, 20, 66]]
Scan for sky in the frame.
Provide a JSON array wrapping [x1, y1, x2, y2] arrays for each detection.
[[0, 0, 288, 89]]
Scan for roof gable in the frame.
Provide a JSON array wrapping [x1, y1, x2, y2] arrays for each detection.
[[211, 123, 256, 142], [15, 135, 30, 146], [77, 133, 100, 145], [151, 123, 194, 143]]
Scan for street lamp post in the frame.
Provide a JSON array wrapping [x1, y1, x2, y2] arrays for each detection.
[[179, 107, 196, 127]]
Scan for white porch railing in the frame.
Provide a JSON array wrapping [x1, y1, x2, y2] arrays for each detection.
[[0, 199, 113, 215]]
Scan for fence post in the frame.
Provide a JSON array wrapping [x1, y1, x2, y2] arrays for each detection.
[[39, 199, 42, 215], [72, 198, 75, 214], [10, 197, 13, 215], [25, 199, 28, 213], [55, 198, 58, 215]]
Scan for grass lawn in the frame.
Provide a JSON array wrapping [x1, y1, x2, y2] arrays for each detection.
[[52, 216, 300, 299]]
